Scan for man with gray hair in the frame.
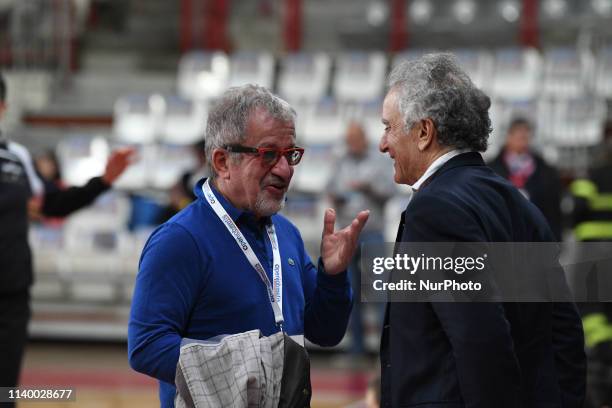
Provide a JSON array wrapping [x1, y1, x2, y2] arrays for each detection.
[[378, 54, 585, 407], [128, 84, 369, 407]]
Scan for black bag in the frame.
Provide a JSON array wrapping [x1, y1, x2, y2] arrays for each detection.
[[278, 334, 311, 408]]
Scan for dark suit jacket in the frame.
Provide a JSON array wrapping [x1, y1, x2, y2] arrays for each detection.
[[380, 152, 585, 408]]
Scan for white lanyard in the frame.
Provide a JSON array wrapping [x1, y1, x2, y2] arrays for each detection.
[[202, 179, 284, 331]]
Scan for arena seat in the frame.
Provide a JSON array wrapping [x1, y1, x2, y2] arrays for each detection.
[[158, 95, 207, 145], [113, 94, 162, 144], [491, 47, 542, 100], [56, 135, 109, 187], [277, 52, 331, 103], [537, 96, 607, 147], [453, 48, 494, 93], [177, 51, 230, 101], [333, 51, 387, 102], [228, 51, 275, 89], [300, 97, 346, 145], [541, 47, 593, 98], [148, 143, 197, 189], [595, 46, 612, 98]]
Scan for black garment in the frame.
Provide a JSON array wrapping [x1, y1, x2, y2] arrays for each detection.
[[0, 140, 110, 392], [0, 171, 110, 293], [278, 334, 311, 408], [489, 149, 563, 241], [380, 152, 585, 408], [0, 290, 29, 408], [0, 142, 33, 293], [41, 177, 110, 217]]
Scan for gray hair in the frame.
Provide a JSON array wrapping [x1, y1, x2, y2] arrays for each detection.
[[205, 84, 296, 178], [388, 53, 491, 152]]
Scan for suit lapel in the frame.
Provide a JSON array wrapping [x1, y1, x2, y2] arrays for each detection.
[[422, 151, 485, 188]]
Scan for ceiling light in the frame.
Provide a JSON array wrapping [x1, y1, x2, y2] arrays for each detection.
[[367, 1, 389, 26], [543, 0, 567, 19], [499, 0, 521, 23], [453, 0, 477, 25], [410, 0, 433, 25], [592, 0, 612, 16]]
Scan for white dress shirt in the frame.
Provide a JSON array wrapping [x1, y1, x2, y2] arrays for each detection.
[[411, 148, 472, 191]]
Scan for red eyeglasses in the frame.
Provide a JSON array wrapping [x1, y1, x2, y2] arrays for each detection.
[[224, 144, 305, 166]]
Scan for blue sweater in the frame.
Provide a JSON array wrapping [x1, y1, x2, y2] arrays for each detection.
[[128, 179, 352, 407]]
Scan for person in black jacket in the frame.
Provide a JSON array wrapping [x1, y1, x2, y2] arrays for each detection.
[[378, 53, 585, 407], [488, 117, 563, 240], [0, 72, 134, 405]]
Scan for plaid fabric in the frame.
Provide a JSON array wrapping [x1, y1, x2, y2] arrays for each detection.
[[175, 330, 284, 408]]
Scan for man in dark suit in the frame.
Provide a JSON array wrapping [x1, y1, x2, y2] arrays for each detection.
[[378, 53, 586, 407]]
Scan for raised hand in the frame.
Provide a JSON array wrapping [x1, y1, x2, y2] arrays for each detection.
[[320, 208, 370, 275], [102, 147, 136, 185]]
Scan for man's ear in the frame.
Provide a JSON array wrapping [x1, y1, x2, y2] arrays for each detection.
[[211, 148, 231, 180], [417, 118, 437, 151]]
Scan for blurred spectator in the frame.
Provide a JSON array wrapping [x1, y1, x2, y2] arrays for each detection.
[[182, 139, 209, 201], [91, 0, 129, 32], [569, 121, 612, 408], [157, 140, 209, 223], [570, 121, 612, 242], [488, 117, 563, 240], [327, 122, 396, 354], [31, 149, 65, 225], [0, 72, 134, 404], [34, 149, 63, 193]]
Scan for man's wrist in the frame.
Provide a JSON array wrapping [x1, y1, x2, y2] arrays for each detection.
[[317, 258, 349, 286], [101, 174, 113, 186], [93, 176, 112, 191]]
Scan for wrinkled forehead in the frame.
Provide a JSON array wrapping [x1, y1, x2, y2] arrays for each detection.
[[245, 108, 296, 146], [382, 88, 401, 120]]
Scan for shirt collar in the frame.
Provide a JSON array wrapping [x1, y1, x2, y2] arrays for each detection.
[[411, 148, 472, 191]]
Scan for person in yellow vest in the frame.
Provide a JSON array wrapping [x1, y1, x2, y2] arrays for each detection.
[[570, 123, 612, 242], [569, 121, 612, 408]]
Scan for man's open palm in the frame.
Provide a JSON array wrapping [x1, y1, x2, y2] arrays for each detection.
[[320, 208, 370, 275]]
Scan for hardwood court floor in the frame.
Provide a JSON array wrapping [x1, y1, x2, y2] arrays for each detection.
[[18, 342, 374, 407]]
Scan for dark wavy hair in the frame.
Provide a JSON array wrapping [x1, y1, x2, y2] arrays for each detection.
[[388, 53, 492, 152]]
